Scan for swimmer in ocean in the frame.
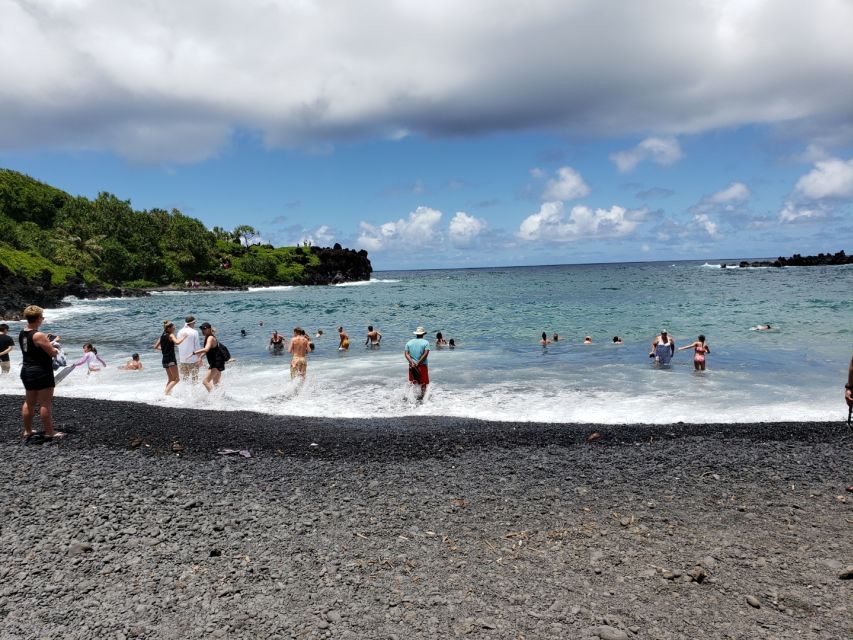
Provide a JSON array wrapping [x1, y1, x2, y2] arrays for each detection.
[[268, 330, 285, 355], [540, 332, 551, 347], [583, 336, 592, 344], [435, 331, 448, 347], [753, 324, 772, 331], [119, 353, 144, 370], [365, 325, 382, 348], [649, 329, 675, 365], [338, 326, 350, 351], [612, 336, 623, 345], [678, 334, 710, 371]]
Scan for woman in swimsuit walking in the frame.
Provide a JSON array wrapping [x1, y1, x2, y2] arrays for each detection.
[[678, 334, 710, 371], [194, 322, 225, 392], [153, 320, 185, 395]]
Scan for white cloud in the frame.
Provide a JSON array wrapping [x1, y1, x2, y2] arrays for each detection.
[[794, 158, 853, 199], [778, 201, 825, 223], [1, 1, 851, 161], [518, 202, 645, 242], [448, 211, 487, 245], [693, 213, 721, 238], [529, 167, 546, 179], [709, 181, 749, 203], [542, 166, 590, 201], [357, 206, 443, 251], [610, 137, 683, 173]]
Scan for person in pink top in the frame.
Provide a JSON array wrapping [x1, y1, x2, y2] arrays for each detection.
[[72, 343, 107, 374], [678, 334, 710, 371]]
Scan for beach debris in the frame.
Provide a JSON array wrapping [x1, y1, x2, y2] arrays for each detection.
[[586, 432, 601, 443], [216, 448, 252, 458], [839, 566, 853, 580], [746, 595, 761, 608], [130, 437, 143, 449], [171, 442, 185, 454]]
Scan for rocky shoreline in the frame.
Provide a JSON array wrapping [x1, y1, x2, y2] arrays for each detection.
[[1, 396, 851, 639], [722, 250, 852, 269]]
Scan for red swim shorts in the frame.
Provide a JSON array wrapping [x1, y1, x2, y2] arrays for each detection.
[[408, 364, 429, 385]]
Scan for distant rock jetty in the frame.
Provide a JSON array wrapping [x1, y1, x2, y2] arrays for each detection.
[[724, 250, 852, 269]]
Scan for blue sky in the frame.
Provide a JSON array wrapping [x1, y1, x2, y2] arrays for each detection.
[[1, 1, 851, 270]]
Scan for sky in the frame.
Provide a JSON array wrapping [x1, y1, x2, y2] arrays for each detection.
[[1, 0, 852, 270]]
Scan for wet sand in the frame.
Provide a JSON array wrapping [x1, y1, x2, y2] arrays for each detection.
[[1, 395, 851, 639]]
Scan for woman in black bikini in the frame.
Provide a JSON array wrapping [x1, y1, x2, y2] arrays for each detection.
[[153, 320, 184, 395], [19, 305, 62, 440]]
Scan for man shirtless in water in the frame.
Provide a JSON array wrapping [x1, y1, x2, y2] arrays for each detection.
[[288, 327, 310, 379]]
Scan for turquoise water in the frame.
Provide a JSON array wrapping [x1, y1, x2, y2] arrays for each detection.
[[3, 260, 851, 423]]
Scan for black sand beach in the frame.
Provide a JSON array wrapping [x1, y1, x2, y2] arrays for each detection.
[[1, 395, 851, 639]]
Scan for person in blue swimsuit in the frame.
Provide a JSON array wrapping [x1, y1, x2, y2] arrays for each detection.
[[649, 329, 675, 365]]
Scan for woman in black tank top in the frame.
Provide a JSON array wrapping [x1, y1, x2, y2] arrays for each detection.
[[152, 320, 185, 395], [194, 322, 224, 393], [18, 305, 63, 439]]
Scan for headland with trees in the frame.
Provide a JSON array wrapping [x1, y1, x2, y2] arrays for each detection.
[[0, 169, 371, 319]]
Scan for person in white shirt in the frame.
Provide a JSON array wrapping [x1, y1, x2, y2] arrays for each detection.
[[176, 314, 201, 383]]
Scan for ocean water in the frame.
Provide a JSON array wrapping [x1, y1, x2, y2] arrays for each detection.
[[2, 261, 851, 424]]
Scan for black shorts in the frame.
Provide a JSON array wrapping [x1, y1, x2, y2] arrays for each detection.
[[162, 361, 177, 369], [21, 367, 55, 391]]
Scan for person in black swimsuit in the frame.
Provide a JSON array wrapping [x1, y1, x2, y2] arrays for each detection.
[[19, 305, 62, 440], [268, 330, 285, 355], [152, 320, 185, 395], [194, 322, 225, 392]]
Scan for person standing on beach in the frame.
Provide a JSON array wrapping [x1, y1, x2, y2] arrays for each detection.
[[0, 323, 14, 375], [678, 334, 710, 371], [649, 329, 676, 365], [405, 326, 430, 401], [19, 305, 62, 439], [153, 321, 185, 395], [288, 327, 311, 379], [194, 322, 225, 392], [177, 315, 201, 384], [365, 325, 382, 348], [845, 351, 853, 408]]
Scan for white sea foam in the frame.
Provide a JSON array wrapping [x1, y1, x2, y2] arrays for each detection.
[[39, 302, 127, 322], [334, 279, 400, 287], [247, 285, 296, 292], [24, 350, 839, 424]]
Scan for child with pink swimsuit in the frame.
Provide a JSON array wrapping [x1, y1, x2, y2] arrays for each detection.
[[678, 334, 710, 371]]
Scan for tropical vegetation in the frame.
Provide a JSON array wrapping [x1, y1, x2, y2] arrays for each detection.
[[0, 169, 369, 288]]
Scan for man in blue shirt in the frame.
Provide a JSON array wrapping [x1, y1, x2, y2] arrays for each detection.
[[404, 326, 430, 400]]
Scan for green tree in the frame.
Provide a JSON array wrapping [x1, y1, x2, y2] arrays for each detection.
[[233, 225, 259, 251]]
